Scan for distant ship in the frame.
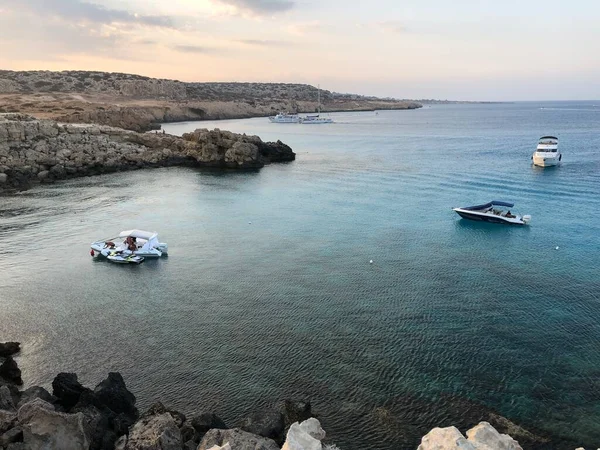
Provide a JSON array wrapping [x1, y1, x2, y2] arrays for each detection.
[[300, 85, 334, 124], [268, 112, 300, 123]]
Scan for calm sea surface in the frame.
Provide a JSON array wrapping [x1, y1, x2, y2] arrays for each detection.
[[1, 103, 599, 448]]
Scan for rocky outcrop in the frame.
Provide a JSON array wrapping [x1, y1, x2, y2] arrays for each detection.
[[281, 418, 326, 450], [238, 410, 285, 445], [18, 398, 89, 450], [197, 428, 279, 450], [417, 421, 523, 450], [0, 343, 20, 358], [0, 113, 295, 191], [0, 357, 22, 386]]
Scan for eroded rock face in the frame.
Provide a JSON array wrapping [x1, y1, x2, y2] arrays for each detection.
[[198, 428, 279, 450], [17, 386, 56, 410], [122, 412, 182, 450], [0, 114, 295, 190], [18, 398, 89, 450], [281, 418, 325, 450], [417, 422, 523, 450]]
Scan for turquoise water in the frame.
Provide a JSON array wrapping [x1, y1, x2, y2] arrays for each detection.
[[1, 103, 599, 448]]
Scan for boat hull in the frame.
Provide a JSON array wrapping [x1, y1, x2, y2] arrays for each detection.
[[533, 154, 561, 167], [453, 209, 527, 225]]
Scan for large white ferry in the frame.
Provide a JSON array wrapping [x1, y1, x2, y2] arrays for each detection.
[[532, 136, 561, 167]]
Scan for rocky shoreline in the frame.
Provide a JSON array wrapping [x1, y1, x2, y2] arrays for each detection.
[[2, 342, 594, 450], [0, 113, 295, 191]]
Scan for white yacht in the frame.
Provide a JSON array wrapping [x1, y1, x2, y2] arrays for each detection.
[[268, 112, 300, 123], [91, 229, 168, 263], [300, 85, 334, 124], [453, 201, 531, 226], [532, 136, 561, 167]]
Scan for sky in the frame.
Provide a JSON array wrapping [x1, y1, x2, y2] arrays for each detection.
[[1, 0, 600, 100]]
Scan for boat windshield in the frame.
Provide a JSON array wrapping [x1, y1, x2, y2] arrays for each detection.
[[537, 148, 557, 152]]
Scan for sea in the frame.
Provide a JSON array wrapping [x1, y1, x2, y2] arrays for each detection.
[[1, 102, 599, 449]]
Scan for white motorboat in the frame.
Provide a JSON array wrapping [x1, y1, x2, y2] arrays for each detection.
[[532, 136, 561, 167], [453, 201, 531, 225], [300, 85, 334, 124], [268, 112, 300, 123], [91, 229, 168, 261]]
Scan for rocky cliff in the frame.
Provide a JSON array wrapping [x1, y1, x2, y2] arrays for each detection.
[[0, 70, 422, 132], [0, 113, 294, 191]]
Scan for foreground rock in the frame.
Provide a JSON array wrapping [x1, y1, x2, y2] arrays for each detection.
[[18, 398, 89, 450], [0, 343, 20, 358], [417, 421, 523, 450], [281, 418, 326, 450], [198, 428, 279, 450], [0, 357, 22, 386], [0, 113, 295, 191]]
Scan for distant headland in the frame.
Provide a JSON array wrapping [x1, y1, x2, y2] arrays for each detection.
[[0, 70, 422, 133]]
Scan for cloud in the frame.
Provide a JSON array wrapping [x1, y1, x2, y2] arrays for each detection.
[[212, 0, 295, 15], [376, 20, 406, 34], [235, 39, 290, 47], [286, 21, 324, 36], [171, 45, 216, 54], [6, 0, 175, 28]]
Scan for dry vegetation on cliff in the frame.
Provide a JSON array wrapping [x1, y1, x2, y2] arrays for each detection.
[[0, 70, 421, 132]]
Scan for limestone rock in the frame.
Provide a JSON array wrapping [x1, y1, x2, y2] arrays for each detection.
[[0, 425, 23, 446], [281, 418, 325, 450], [17, 386, 56, 409], [466, 422, 523, 450], [417, 422, 523, 450], [18, 398, 89, 450], [123, 412, 182, 450], [0, 114, 295, 190], [206, 444, 232, 450], [198, 428, 279, 450], [0, 409, 17, 434], [0, 385, 16, 410]]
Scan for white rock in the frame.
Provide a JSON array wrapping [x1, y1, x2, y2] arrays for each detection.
[[418, 422, 523, 450], [466, 422, 523, 450], [282, 418, 326, 450], [207, 444, 232, 450], [417, 426, 475, 450]]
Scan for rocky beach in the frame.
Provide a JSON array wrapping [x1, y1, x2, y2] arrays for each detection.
[[0, 341, 558, 450]]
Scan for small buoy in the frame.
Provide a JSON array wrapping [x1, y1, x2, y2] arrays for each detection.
[[369, 260, 373, 264], [248, 221, 252, 224], [90, 249, 95, 257], [555, 246, 559, 250]]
